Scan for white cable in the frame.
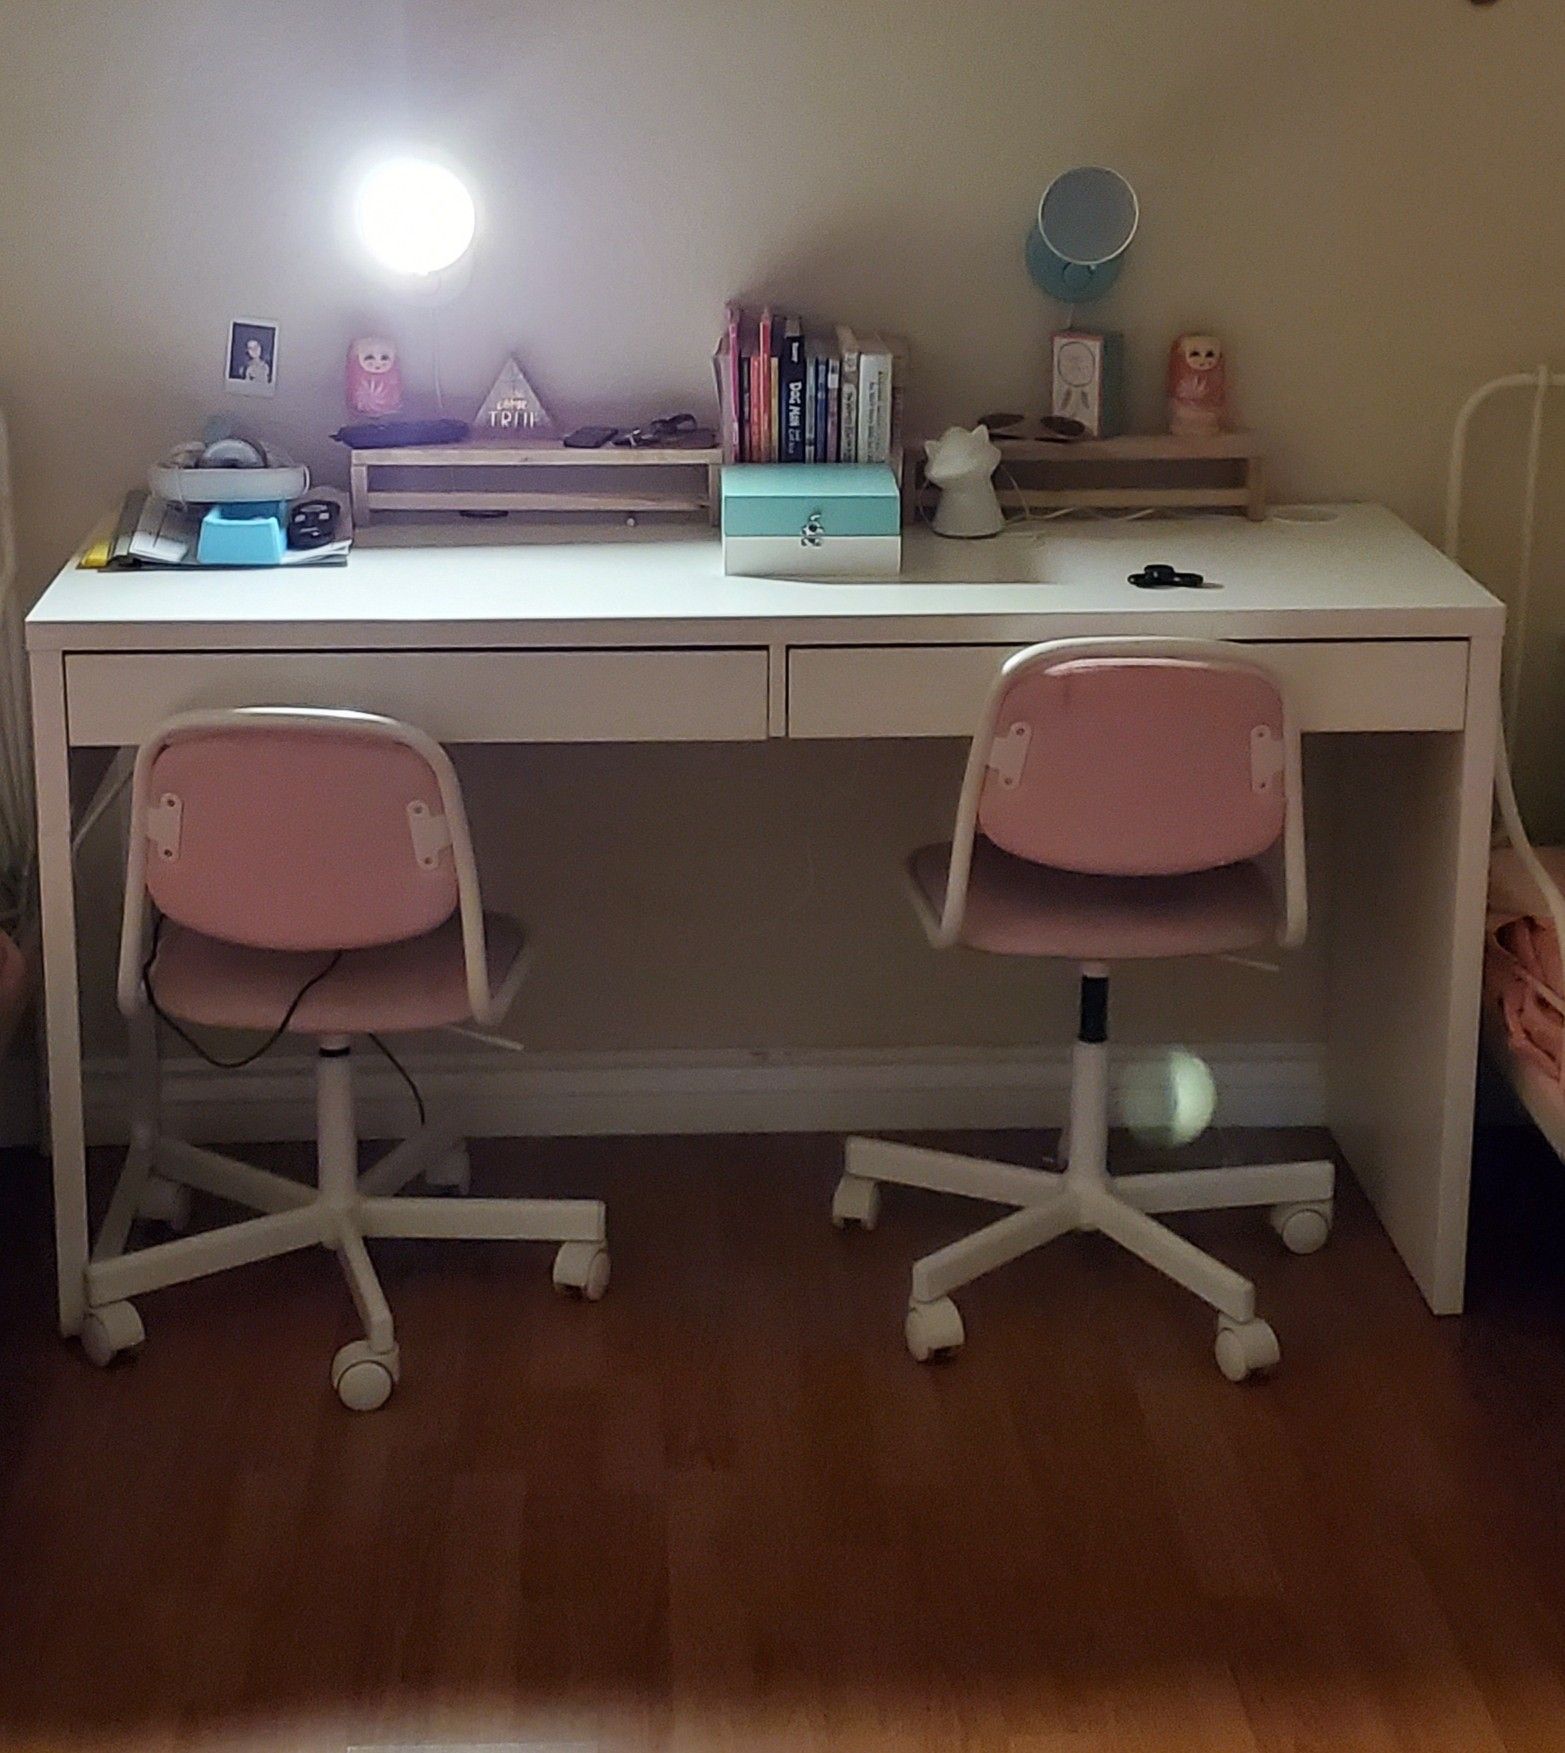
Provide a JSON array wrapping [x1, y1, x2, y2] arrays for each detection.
[[71, 749, 134, 856], [1217, 953, 1282, 975], [998, 464, 1037, 527], [446, 1022, 528, 1053]]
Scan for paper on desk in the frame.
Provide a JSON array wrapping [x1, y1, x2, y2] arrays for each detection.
[[107, 490, 352, 567]]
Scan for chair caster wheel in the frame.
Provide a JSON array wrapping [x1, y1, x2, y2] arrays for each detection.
[[137, 1174, 193, 1231], [81, 1301, 145, 1368], [1270, 1199, 1332, 1255], [332, 1339, 400, 1411], [1215, 1316, 1280, 1382], [831, 1174, 881, 1230], [906, 1297, 964, 1362], [425, 1142, 472, 1195], [553, 1242, 610, 1301]]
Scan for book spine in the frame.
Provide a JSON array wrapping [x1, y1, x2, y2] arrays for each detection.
[[738, 344, 752, 462], [781, 321, 806, 463], [877, 352, 893, 461], [803, 352, 817, 462], [886, 334, 908, 458], [859, 351, 892, 463], [856, 353, 877, 463], [712, 342, 729, 460], [814, 358, 828, 463], [770, 352, 781, 463], [838, 332, 860, 463], [720, 355, 736, 463], [749, 352, 763, 462], [826, 356, 840, 462], [724, 304, 742, 462], [876, 353, 894, 461], [757, 308, 773, 462]]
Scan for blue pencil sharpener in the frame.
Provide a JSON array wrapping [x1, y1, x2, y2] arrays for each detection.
[[196, 500, 289, 566]]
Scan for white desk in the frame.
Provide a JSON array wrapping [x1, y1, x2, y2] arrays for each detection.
[[26, 505, 1504, 1333]]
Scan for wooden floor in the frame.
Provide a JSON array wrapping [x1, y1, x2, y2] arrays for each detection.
[[5, 1124, 1565, 1750]]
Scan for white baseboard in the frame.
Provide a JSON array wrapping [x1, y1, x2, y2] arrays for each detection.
[[72, 1039, 1326, 1148]]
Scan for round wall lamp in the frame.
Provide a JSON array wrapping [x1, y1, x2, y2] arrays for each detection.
[[1024, 165, 1139, 305], [353, 154, 477, 295]]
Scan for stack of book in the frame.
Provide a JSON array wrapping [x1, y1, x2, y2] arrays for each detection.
[[713, 305, 906, 466]]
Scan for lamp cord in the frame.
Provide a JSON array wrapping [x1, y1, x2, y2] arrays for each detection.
[[141, 912, 342, 1070], [140, 914, 429, 1128], [368, 1031, 427, 1127]]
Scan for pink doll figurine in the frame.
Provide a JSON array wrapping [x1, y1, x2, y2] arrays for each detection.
[[1167, 333, 1226, 437], [346, 335, 403, 417]]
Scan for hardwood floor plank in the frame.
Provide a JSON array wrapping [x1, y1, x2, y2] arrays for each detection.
[[3, 1125, 1565, 1749]]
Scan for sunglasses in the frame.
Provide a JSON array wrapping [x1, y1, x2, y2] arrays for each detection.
[[979, 412, 1089, 444], [612, 413, 715, 449]]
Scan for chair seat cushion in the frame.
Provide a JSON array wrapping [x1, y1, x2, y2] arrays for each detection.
[[146, 912, 527, 1035], [911, 839, 1280, 960]]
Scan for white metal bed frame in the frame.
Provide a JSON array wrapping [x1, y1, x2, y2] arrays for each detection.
[[1446, 366, 1565, 1151]]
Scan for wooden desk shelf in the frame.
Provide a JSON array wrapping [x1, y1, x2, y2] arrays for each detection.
[[349, 439, 724, 525], [933, 432, 1267, 522]]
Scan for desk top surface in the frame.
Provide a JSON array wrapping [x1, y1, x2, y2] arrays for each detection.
[[27, 504, 1503, 653]]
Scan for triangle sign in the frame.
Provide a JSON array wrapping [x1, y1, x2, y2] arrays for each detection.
[[475, 354, 558, 437]]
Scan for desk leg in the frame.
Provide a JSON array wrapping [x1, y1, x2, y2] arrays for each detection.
[[1323, 633, 1502, 1314], [29, 649, 88, 1337]]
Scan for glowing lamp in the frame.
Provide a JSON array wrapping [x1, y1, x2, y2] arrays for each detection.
[[354, 156, 476, 280]]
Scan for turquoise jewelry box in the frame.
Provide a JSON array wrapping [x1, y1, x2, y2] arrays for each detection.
[[721, 464, 901, 578]]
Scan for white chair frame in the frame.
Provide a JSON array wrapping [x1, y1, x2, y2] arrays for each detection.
[[88, 708, 608, 1410], [833, 638, 1333, 1382]]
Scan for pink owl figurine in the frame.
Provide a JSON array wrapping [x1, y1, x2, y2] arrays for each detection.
[[1167, 333, 1226, 437], [346, 335, 403, 417]]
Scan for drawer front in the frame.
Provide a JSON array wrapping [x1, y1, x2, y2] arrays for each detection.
[[66, 648, 771, 746], [723, 533, 903, 579], [787, 641, 1469, 737]]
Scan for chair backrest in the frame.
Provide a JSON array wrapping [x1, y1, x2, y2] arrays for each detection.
[[121, 707, 474, 953], [933, 638, 1306, 949], [979, 653, 1287, 876]]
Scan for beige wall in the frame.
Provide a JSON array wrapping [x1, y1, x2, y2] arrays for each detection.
[[2, 0, 1559, 1058]]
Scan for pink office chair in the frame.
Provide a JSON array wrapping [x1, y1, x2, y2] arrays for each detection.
[[86, 708, 609, 1410], [833, 639, 1335, 1381]]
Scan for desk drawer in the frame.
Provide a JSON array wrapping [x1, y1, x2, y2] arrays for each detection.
[[787, 640, 1469, 737], [66, 648, 771, 746]]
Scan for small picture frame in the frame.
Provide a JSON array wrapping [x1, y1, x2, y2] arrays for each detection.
[[224, 318, 279, 398]]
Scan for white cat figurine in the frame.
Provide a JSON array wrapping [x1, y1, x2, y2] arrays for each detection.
[[924, 424, 1005, 538]]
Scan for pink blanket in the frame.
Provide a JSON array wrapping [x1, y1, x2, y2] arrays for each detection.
[[1487, 846, 1565, 1083]]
